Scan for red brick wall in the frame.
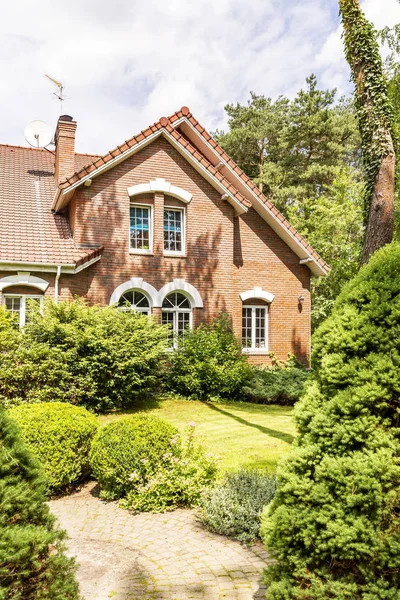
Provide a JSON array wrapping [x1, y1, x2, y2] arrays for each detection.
[[67, 137, 236, 324], [0, 136, 311, 365]]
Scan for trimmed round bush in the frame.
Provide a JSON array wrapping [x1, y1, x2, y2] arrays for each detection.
[[200, 469, 277, 543], [9, 402, 98, 493], [90, 415, 180, 500]]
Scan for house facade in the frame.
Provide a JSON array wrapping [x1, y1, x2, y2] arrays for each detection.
[[0, 108, 329, 365]]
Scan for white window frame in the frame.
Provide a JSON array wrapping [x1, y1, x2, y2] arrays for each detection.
[[117, 289, 151, 315], [242, 304, 269, 353], [3, 294, 43, 328], [163, 206, 186, 256], [129, 203, 153, 254], [161, 292, 192, 349]]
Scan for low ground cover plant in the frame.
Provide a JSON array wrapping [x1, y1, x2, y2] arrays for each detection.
[[90, 414, 217, 511], [243, 354, 310, 405], [262, 242, 400, 598], [0, 298, 167, 412], [9, 402, 98, 493], [0, 408, 79, 598], [200, 469, 277, 543], [164, 314, 252, 400]]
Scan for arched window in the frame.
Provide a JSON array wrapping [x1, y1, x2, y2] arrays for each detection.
[[118, 290, 151, 315], [161, 292, 192, 346]]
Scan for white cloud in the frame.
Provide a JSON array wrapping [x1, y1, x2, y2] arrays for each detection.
[[0, 0, 399, 154]]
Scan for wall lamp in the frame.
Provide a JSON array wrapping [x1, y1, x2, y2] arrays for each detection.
[[298, 295, 305, 305]]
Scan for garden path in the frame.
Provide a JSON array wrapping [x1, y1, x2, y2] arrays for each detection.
[[49, 482, 270, 600]]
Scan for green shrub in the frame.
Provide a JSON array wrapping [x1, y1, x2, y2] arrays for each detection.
[[0, 298, 168, 412], [123, 424, 217, 512], [0, 408, 80, 598], [9, 402, 98, 493], [90, 415, 180, 500], [243, 355, 310, 405], [165, 313, 252, 400], [90, 416, 217, 511], [199, 469, 277, 543], [261, 242, 400, 599]]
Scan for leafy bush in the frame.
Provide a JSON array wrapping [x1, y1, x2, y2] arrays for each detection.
[[0, 298, 167, 412], [90, 416, 217, 511], [123, 424, 217, 512], [199, 469, 277, 543], [0, 407, 79, 598], [165, 314, 252, 400], [9, 402, 98, 494], [261, 242, 400, 599], [243, 355, 310, 405], [90, 415, 179, 500]]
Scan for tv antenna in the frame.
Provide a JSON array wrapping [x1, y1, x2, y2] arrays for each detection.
[[44, 74, 65, 112]]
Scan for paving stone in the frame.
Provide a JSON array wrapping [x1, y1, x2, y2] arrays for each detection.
[[49, 481, 269, 600]]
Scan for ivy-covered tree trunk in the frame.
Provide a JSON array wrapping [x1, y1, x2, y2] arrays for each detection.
[[340, 0, 395, 265]]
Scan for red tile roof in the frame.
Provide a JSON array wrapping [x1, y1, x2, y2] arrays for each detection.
[[0, 144, 102, 266], [1, 108, 329, 274], [54, 107, 329, 274]]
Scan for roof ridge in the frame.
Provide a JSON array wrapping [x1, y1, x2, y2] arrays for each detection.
[[0, 143, 52, 152], [75, 151, 102, 157]]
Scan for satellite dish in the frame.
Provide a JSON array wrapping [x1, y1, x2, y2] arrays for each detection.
[[24, 120, 53, 148]]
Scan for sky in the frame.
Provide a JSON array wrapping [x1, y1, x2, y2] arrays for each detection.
[[1, 0, 400, 154]]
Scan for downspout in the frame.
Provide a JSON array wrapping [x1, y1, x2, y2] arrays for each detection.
[[54, 265, 61, 304]]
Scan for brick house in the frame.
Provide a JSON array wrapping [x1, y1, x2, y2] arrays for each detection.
[[0, 107, 328, 365]]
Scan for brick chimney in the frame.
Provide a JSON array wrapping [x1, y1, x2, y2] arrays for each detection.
[[54, 115, 77, 185]]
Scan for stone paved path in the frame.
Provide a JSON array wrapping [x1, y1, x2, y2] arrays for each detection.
[[49, 482, 270, 600]]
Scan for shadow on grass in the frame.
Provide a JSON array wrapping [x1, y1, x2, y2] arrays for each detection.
[[201, 401, 295, 445], [107, 394, 162, 417]]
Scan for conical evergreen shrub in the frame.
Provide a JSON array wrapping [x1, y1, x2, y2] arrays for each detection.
[[261, 242, 400, 599], [0, 409, 80, 599]]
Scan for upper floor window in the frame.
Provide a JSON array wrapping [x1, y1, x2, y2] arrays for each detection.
[[130, 204, 152, 253], [118, 290, 151, 315], [164, 207, 185, 255], [242, 305, 268, 352], [3, 294, 43, 328], [161, 292, 191, 347]]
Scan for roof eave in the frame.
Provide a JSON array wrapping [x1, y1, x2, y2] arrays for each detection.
[[0, 253, 102, 274]]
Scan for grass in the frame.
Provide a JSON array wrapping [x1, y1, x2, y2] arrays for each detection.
[[98, 396, 296, 472]]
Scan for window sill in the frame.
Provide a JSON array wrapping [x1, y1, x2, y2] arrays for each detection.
[[163, 252, 187, 258], [242, 349, 269, 355], [129, 250, 154, 256]]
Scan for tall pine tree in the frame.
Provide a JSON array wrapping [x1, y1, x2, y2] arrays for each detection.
[[216, 77, 363, 328]]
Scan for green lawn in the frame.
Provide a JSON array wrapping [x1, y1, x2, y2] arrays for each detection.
[[98, 397, 296, 472]]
